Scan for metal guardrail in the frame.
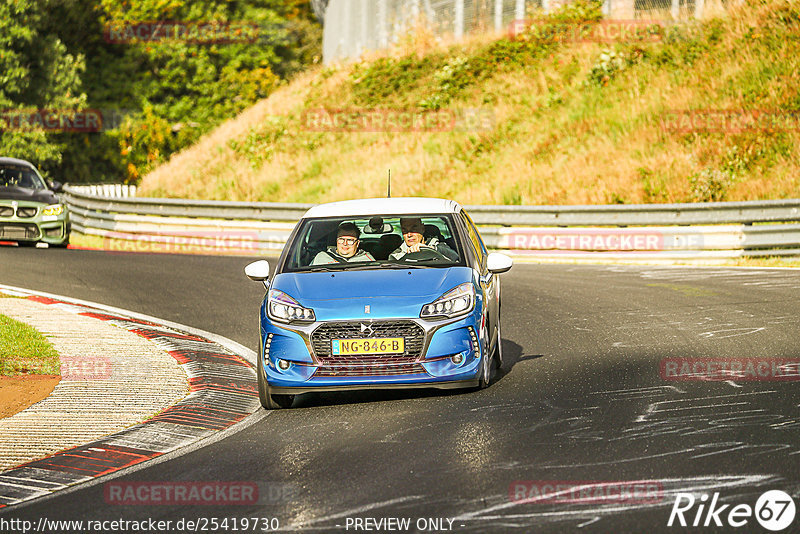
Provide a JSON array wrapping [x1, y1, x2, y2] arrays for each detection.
[[466, 200, 800, 227], [65, 186, 800, 226], [65, 186, 312, 222], [62, 185, 800, 259], [69, 184, 138, 198]]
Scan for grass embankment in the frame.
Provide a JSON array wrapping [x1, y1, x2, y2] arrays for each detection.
[[0, 312, 60, 377], [0, 296, 61, 418], [138, 0, 800, 205]]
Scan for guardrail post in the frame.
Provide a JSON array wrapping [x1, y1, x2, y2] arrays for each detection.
[[455, 0, 464, 39], [695, 0, 705, 19]]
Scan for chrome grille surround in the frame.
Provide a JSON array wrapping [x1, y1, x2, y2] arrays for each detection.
[[310, 320, 427, 377]]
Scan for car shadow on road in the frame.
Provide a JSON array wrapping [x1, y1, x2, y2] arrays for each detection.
[[493, 338, 544, 385]]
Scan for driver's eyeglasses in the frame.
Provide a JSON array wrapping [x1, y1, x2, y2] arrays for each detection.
[[337, 237, 357, 245]]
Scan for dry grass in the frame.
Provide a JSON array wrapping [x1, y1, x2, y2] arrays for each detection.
[[138, 0, 800, 206]]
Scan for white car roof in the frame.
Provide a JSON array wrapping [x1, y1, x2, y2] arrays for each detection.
[[302, 197, 463, 219]]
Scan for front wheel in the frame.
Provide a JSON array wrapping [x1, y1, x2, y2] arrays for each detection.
[[257, 362, 295, 409], [492, 313, 503, 369], [477, 330, 492, 389]]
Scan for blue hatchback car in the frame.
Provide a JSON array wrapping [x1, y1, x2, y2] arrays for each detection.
[[245, 198, 512, 409]]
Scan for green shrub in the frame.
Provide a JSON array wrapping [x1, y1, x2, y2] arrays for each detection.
[[228, 116, 288, 169], [688, 168, 737, 202]]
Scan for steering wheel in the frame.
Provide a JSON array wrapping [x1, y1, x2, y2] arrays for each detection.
[[398, 247, 449, 263]]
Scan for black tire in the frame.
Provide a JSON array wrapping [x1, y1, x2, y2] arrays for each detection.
[[257, 358, 295, 409], [492, 312, 503, 370], [257, 361, 270, 408], [477, 329, 492, 389], [269, 392, 295, 409], [16, 241, 37, 247]]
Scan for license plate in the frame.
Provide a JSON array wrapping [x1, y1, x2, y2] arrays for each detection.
[[331, 338, 404, 355]]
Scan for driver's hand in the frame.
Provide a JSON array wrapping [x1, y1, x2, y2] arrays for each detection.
[[407, 243, 431, 253]]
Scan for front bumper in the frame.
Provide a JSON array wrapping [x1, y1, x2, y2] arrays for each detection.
[[258, 302, 485, 394], [268, 379, 478, 394], [0, 201, 70, 245]]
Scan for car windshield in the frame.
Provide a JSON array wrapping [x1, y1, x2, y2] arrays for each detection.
[[0, 164, 46, 190], [283, 214, 465, 272]]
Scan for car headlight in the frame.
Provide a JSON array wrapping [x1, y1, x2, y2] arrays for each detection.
[[267, 289, 315, 323], [421, 283, 475, 319], [42, 204, 64, 216]]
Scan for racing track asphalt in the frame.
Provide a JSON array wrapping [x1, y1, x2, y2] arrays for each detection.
[[1, 247, 799, 533]]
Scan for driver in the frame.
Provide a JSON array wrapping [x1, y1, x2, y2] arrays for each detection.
[[390, 217, 458, 261], [312, 222, 375, 265]]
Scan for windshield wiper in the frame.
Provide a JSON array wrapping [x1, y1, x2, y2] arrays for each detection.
[[302, 266, 341, 272], [374, 261, 432, 269], [300, 261, 440, 272]]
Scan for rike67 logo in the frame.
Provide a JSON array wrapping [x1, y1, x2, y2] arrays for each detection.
[[668, 490, 796, 531]]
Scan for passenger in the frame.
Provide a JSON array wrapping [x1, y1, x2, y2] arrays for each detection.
[[312, 222, 375, 265], [390, 217, 458, 261]]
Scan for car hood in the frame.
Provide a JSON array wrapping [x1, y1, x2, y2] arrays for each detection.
[[272, 267, 474, 320], [0, 186, 57, 205]]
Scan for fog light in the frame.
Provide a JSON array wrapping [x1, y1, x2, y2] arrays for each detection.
[[451, 354, 464, 364], [277, 359, 290, 370]]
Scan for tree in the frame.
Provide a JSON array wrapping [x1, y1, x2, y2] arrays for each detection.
[[1, 0, 322, 182], [0, 0, 86, 173]]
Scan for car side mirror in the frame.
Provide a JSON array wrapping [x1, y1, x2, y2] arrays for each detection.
[[245, 260, 270, 281], [48, 180, 63, 192], [487, 252, 513, 274]]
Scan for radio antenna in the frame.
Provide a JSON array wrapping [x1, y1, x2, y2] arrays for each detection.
[[387, 169, 391, 198]]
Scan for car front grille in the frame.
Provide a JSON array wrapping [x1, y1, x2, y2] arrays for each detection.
[[0, 206, 13, 217], [0, 223, 40, 240], [16, 207, 37, 218], [310, 320, 427, 377]]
